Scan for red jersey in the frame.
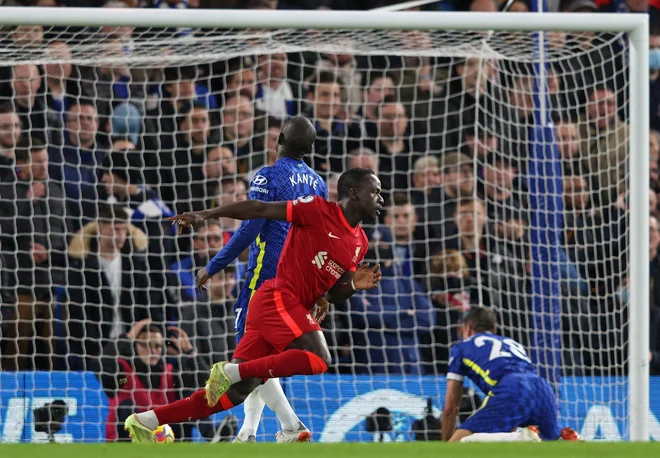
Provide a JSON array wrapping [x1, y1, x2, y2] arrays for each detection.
[[263, 196, 368, 309]]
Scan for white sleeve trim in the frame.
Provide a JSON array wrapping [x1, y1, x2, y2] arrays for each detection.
[[446, 372, 465, 382]]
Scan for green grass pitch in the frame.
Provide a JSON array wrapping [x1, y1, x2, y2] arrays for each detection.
[[2, 442, 660, 458]]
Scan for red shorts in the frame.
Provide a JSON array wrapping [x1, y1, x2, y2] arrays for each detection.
[[232, 287, 322, 361]]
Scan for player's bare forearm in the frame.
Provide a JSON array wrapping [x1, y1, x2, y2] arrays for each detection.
[[441, 379, 464, 441], [441, 408, 458, 441], [201, 200, 288, 222], [327, 278, 356, 304]]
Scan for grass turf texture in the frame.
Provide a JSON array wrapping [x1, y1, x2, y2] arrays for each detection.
[[1, 442, 660, 458]]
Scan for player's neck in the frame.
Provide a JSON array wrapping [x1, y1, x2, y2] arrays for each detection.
[[339, 201, 361, 228]]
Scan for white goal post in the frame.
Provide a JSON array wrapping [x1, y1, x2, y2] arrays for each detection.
[[0, 7, 650, 442]]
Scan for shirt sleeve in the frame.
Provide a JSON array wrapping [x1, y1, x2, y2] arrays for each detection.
[[446, 344, 466, 382], [286, 195, 324, 227], [205, 218, 264, 276]]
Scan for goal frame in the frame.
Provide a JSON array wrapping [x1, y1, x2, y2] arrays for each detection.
[[0, 7, 650, 441]]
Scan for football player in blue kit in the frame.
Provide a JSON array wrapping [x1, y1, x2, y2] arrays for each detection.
[[441, 307, 581, 442], [172, 116, 328, 443]]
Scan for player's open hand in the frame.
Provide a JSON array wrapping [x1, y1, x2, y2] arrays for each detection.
[[314, 296, 330, 323], [353, 263, 382, 290], [196, 267, 212, 294], [168, 211, 205, 234]]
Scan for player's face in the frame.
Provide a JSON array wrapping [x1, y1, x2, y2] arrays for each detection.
[[356, 174, 384, 220]]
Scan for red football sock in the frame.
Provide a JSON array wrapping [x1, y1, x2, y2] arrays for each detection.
[[238, 349, 328, 379], [153, 389, 234, 424]]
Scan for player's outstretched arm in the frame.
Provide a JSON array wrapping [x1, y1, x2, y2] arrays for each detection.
[[169, 201, 288, 231], [327, 264, 381, 304]]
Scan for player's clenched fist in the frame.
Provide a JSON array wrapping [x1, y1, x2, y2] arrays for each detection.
[[353, 263, 382, 290], [313, 296, 330, 323]]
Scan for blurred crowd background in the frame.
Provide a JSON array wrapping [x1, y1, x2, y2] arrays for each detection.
[[0, 0, 658, 441]]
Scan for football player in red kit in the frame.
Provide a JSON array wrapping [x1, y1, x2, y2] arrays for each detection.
[[124, 168, 383, 442]]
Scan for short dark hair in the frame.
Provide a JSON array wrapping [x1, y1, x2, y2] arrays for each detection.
[[165, 65, 198, 83], [463, 306, 497, 333], [0, 102, 15, 116], [337, 167, 375, 201], [15, 137, 45, 163], [390, 191, 410, 208], [97, 203, 129, 225], [266, 116, 283, 131], [308, 71, 338, 94]]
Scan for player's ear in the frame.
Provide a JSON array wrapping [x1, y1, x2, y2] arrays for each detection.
[[349, 187, 360, 201], [277, 132, 285, 145]]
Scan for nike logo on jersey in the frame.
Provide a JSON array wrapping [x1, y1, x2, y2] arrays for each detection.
[[328, 232, 339, 239]]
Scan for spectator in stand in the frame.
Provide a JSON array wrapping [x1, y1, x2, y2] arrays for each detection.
[[306, 46, 362, 117], [246, 117, 282, 183], [446, 198, 529, 345], [170, 220, 236, 366], [66, 204, 166, 371], [255, 53, 294, 119], [555, 119, 583, 176], [363, 95, 417, 194], [305, 71, 361, 174], [49, 100, 107, 230], [578, 84, 629, 206], [221, 93, 262, 174], [11, 64, 49, 145], [410, 155, 442, 208], [359, 73, 395, 123], [421, 57, 498, 154], [170, 220, 224, 303], [101, 150, 176, 294], [212, 178, 248, 232], [650, 22, 660, 132], [480, 153, 528, 262], [204, 145, 238, 207], [348, 225, 433, 375], [346, 147, 378, 174], [0, 138, 67, 371], [144, 65, 197, 186], [0, 103, 21, 182], [167, 102, 217, 213], [426, 248, 476, 373], [98, 319, 220, 442], [415, 152, 474, 269], [11, 64, 48, 143], [224, 58, 258, 101], [383, 192, 420, 279], [43, 42, 76, 146], [650, 129, 660, 164], [10, 25, 44, 50], [460, 115, 500, 161]]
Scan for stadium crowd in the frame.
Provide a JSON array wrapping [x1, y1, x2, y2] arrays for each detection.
[[0, 0, 659, 439]]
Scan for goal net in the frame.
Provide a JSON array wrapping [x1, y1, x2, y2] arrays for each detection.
[[0, 11, 649, 443]]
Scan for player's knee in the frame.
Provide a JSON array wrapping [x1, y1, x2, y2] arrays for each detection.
[[308, 348, 331, 374]]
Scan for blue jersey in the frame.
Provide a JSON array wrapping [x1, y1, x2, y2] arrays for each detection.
[[206, 157, 327, 340], [448, 333, 561, 440], [447, 332, 536, 395]]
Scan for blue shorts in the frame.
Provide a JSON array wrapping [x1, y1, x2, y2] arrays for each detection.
[[459, 373, 561, 441], [233, 286, 253, 343]]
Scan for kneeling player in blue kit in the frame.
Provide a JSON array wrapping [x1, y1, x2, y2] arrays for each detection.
[[441, 307, 581, 442]]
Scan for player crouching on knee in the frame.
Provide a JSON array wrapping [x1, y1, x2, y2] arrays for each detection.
[[440, 307, 582, 443]]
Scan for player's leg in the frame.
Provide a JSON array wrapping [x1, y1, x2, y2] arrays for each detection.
[[531, 377, 583, 441], [233, 292, 267, 443], [124, 330, 270, 443], [206, 290, 329, 405], [450, 388, 540, 443]]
